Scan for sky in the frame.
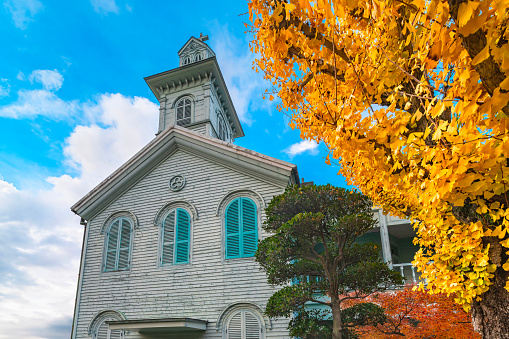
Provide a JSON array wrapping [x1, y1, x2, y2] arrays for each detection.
[[0, 1, 350, 338]]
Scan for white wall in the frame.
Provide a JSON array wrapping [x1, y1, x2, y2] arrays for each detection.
[[74, 148, 292, 338]]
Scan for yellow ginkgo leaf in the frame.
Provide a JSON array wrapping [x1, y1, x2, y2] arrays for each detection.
[[472, 45, 490, 66]]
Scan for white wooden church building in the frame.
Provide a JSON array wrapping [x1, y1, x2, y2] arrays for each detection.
[[70, 35, 299, 339], [70, 35, 419, 339]]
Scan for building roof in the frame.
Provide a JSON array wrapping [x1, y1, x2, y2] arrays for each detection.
[[71, 125, 299, 220]]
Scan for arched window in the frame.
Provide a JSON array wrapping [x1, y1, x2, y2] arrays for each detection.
[[89, 311, 124, 339], [183, 56, 191, 65], [195, 53, 203, 61], [226, 309, 262, 339], [175, 97, 192, 126], [161, 208, 191, 265], [217, 112, 231, 142], [225, 197, 257, 259], [218, 113, 226, 141], [104, 217, 133, 272]]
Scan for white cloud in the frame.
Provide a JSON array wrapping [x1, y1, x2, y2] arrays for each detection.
[[0, 93, 158, 339], [90, 0, 119, 14], [0, 70, 79, 120], [29, 69, 64, 91], [210, 23, 272, 126], [283, 139, 319, 158], [0, 89, 78, 119], [65, 94, 159, 182], [3, 0, 43, 29], [0, 79, 10, 98], [16, 71, 26, 81]]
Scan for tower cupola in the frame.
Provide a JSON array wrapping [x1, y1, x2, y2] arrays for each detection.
[[144, 35, 244, 142]]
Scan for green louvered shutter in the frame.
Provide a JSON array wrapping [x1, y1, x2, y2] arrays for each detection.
[[241, 198, 257, 257], [174, 209, 190, 264], [105, 219, 120, 272], [226, 199, 241, 258], [161, 211, 175, 265], [117, 218, 131, 270]]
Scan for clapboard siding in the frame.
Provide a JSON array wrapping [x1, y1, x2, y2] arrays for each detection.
[[75, 149, 292, 338], [187, 123, 207, 135]]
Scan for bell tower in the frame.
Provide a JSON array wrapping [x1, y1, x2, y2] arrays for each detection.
[[144, 34, 244, 142]]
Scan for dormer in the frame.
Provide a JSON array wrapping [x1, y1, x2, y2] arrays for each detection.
[[144, 35, 244, 143], [178, 34, 215, 67]]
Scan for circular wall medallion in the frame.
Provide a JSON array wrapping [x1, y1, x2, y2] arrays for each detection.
[[169, 175, 186, 192]]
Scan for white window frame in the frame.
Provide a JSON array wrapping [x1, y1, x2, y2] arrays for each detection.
[[89, 311, 125, 339], [223, 309, 264, 339], [102, 217, 133, 273], [175, 97, 193, 126]]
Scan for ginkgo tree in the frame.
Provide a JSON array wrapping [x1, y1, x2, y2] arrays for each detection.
[[248, 0, 509, 338]]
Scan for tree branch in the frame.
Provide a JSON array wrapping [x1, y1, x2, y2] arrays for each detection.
[[447, 0, 509, 114]]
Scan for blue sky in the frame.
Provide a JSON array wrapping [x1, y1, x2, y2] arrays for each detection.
[[0, 1, 349, 338]]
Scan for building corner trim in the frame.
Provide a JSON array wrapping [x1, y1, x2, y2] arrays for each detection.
[[70, 218, 91, 339]]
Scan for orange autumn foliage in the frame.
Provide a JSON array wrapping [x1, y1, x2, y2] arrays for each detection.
[[345, 286, 480, 339]]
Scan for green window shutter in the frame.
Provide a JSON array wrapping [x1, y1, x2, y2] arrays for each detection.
[[105, 220, 120, 272], [226, 198, 258, 259], [161, 211, 176, 265], [226, 199, 241, 258], [117, 218, 131, 270], [241, 198, 257, 257], [104, 217, 132, 272], [174, 209, 190, 264]]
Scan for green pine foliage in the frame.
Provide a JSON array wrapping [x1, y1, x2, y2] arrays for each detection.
[[256, 184, 403, 338]]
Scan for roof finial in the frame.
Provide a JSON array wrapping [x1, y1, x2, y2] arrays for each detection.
[[198, 33, 209, 42]]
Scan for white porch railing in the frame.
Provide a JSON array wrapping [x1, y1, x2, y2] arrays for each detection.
[[393, 263, 420, 284]]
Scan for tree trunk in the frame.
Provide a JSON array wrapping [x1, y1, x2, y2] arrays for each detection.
[[471, 267, 509, 339], [331, 298, 342, 339]]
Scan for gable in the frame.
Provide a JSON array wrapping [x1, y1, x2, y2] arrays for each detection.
[[95, 148, 284, 222], [177, 37, 215, 66], [72, 126, 298, 220], [178, 37, 215, 57]]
